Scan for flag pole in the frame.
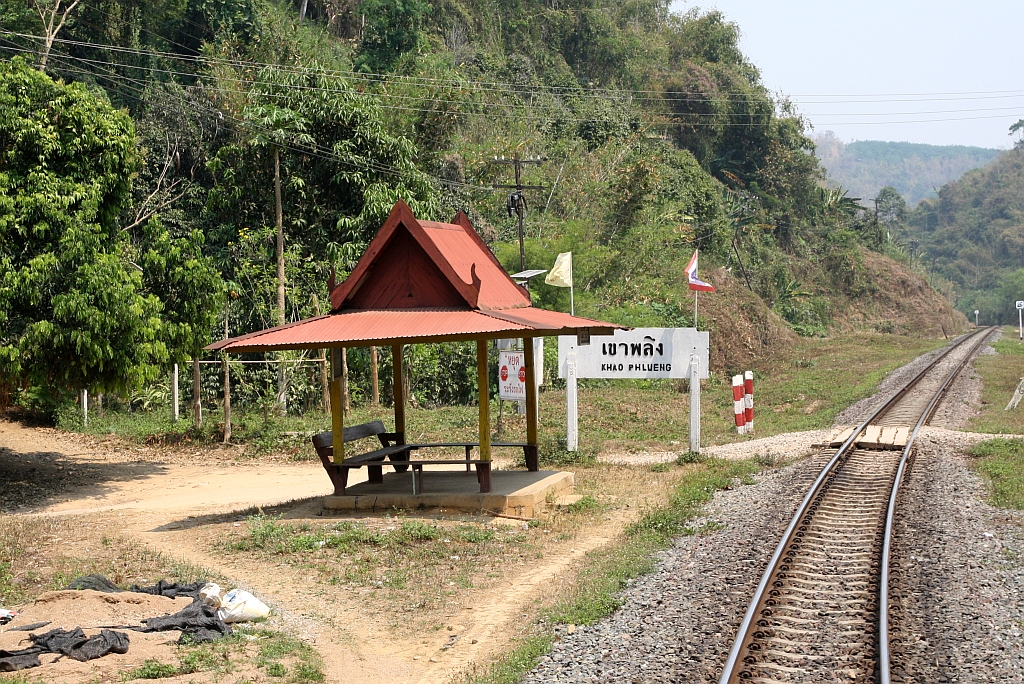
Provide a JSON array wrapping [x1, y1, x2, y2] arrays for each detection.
[[570, 255, 575, 316], [694, 291, 698, 330]]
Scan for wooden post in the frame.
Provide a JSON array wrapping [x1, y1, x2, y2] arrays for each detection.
[[331, 348, 345, 463], [223, 355, 231, 443], [370, 346, 379, 405], [392, 344, 405, 440], [341, 347, 350, 411], [193, 358, 202, 427], [223, 316, 231, 443], [477, 339, 491, 461], [477, 339, 492, 492], [171, 363, 179, 422], [523, 337, 539, 471]]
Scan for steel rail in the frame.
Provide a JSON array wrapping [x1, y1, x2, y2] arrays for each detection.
[[717, 326, 994, 683], [877, 326, 996, 683]]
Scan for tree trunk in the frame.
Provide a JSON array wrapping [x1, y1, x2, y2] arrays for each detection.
[[274, 144, 287, 413], [298, 0, 309, 21]]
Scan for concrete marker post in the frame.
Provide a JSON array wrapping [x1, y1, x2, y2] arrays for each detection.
[[81, 389, 88, 428], [732, 375, 746, 434], [689, 354, 701, 454], [744, 371, 754, 434]]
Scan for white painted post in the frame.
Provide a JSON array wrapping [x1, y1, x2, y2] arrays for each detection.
[[689, 354, 700, 454], [81, 389, 88, 428], [566, 351, 578, 452], [1019, 307, 1022, 341], [171, 363, 179, 422]]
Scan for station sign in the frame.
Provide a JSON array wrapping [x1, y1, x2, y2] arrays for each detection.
[[498, 350, 526, 400], [558, 328, 709, 380]]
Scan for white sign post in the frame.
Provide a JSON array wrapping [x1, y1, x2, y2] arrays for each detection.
[[689, 353, 700, 453], [1017, 301, 1024, 340], [566, 352, 578, 451], [974, 309, 980, 327], [498, 350, 527, 402], [559, 328, 711, 453]]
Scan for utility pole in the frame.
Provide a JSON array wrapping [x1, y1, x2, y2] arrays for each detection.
[[493, 155, 544, 271]]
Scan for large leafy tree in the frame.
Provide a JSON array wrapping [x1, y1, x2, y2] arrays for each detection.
[[0, 57, 221, 405]]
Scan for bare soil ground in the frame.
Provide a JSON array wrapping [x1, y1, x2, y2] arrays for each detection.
[[0, 421, 654, 684]]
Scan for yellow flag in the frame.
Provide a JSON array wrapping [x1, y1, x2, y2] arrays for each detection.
[[545, 252, 573, 288]]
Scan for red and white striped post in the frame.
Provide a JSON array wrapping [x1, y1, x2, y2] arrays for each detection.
[[732, 375, 747, 434], [744, 371, 754, 434]]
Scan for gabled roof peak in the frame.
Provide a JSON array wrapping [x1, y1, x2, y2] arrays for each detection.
[[329, 200, 531, 312]]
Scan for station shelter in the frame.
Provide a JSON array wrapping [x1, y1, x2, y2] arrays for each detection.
[[207, 200, 622, 497]]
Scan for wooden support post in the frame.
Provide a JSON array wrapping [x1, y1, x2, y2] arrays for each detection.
[[331, 348, 345, 463], [477, 339, 491, 492], [523, 337, 539, 471], [392, 344, 405, 441], [320, 351, 330, 413], [370, 346, 379, 405], [193, 358, 202, 427], [341, 347, 350, 411]]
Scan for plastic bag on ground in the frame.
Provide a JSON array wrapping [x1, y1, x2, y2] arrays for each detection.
[[198, 583, 222, 609], [215, 590, 270, 623]]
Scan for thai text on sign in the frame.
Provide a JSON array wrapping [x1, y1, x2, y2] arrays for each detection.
[[558, 328, 709, 379], [498, 350, 527, 400]]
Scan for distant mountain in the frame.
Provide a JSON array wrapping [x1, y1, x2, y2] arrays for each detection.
[[813, 132, 1002, 205]]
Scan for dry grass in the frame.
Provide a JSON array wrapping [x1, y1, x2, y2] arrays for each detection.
[[968, 330, 1024, 435], [0, 516, 213, 606]]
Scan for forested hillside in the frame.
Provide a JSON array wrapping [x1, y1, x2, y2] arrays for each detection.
[[0, 0, 965, 414], [814, 132, 1001, 206], [905, 147, 1024, 323]]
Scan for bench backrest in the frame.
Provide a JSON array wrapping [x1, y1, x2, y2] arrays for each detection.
[[311, 420, 388, 452]]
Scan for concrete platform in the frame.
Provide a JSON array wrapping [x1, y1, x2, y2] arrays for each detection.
[[322, 469, 574, 518]]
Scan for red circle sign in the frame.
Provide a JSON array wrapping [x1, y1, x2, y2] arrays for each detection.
[[518, 367, 527, 382], [500, 366, 508, 381]]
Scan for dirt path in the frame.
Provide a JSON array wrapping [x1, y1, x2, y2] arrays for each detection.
[[0, 420, 622, 683]]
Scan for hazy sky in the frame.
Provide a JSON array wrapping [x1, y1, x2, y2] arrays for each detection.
[[670, 1, 1023, 149]]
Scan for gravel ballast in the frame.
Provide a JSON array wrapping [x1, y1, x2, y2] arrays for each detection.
[[524, 336, 1024, 683]]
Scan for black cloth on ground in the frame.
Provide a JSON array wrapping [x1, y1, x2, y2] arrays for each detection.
[[65, 574, 123, 593], [0, 652, 41, 672], [129, 579, 206, 599], [31, 627, 130, 661], [0, 627, 130, 669], [65, 574, 205, 599], [140, 598, 232, 644]]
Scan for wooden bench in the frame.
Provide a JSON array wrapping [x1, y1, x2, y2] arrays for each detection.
[[312, 421, 527, 495]]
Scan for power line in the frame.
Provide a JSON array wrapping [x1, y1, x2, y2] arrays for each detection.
[[5, 41, 1021, 130], [5, 30, 1024, 106]]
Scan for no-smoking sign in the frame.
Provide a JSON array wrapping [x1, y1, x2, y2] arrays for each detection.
[[498, 350, 526, 401]]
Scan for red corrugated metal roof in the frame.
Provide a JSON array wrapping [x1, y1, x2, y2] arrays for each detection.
[[207, 200, 626, 353], [207, 307, 623, 353]]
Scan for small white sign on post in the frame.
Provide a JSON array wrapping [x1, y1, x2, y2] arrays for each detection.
[[498, 350, 527, 401]]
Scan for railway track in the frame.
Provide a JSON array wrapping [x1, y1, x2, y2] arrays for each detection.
[[718, 326, 996, 684]]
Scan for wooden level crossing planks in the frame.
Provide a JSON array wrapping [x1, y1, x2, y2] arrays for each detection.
[[829, 425, 911, 450]]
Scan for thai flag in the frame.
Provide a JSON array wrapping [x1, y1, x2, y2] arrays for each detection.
[[686, 250, 715, 292]]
